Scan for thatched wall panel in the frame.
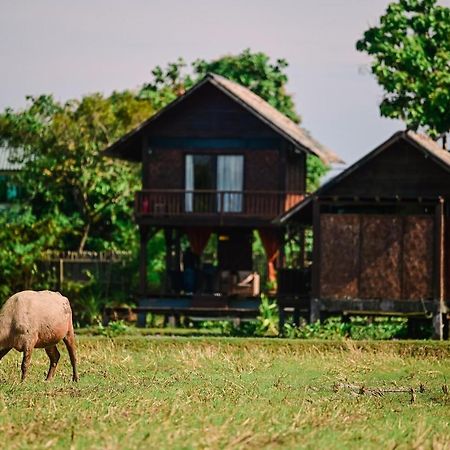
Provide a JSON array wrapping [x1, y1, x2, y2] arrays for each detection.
[[320, 214, 360, 299], [402, 216, 434, 300], [359, 216, 402, 299]]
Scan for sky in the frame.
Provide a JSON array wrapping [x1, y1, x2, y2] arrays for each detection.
[[1, 0, 448, 174]]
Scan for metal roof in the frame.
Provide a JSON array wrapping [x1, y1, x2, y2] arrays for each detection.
[[0, 147, 22, 171], [104, 73, 343, 165]]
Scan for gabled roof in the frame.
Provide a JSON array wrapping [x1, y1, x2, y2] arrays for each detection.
[[275, 130, 450, 224], [0, 147, 22, 171], [104, 73, 343, 165]]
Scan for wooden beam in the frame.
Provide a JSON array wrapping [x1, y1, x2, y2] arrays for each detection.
[[141, 134, 149, 188], [433, 198, 445, 340], [139, 225, 149, 296], [310, 198, 321, 323], [317, 298, 439, 315]]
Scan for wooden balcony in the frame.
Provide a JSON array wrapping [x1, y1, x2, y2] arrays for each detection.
[[135, 190, 304, 226]]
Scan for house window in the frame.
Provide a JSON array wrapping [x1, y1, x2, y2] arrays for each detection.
[[185, 154, 244, 212]]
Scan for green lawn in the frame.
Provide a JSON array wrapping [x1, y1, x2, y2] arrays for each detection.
[[1, 337, 450, 449]]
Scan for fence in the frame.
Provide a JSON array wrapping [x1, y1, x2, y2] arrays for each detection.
[[39, 251, 132, 296]]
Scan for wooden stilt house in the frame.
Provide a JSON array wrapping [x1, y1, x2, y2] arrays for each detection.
[[104, 73, 341, 323], [278, 131, 450, 338]]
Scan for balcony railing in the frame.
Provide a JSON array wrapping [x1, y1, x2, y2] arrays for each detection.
[[135, 190, 304, 219]]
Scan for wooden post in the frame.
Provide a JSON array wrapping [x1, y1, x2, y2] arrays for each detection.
[[433, 198, 445, 340], [277, 230, 286, 270], [139, 225, 149, 297], [164, 227, 173, 293], [278, 305, 286, 336], [58, 258, 64, 290], [310, 197, 321, 323]]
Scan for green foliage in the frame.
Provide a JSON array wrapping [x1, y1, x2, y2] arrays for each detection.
[[307, 155, 328, 192], [0, 91, 151, 301], [0, 92, 152, 253], [284, 316, 409, 340], [0, 205, 71, 300], [356, 0, 450, 138], [255, 294, 279, 336], [196, 295, 279, 337], [193, 49, 301, 123], [147, 230, 166, 290], [139, 57, 189, 110], [94, 320, 131, 337]]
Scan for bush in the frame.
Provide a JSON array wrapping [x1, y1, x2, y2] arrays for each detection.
[[284, 316, 409, 340]]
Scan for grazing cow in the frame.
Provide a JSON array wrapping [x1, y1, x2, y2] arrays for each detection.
[[0, 290, 79, 381]]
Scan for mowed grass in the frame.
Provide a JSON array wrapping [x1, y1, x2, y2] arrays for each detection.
[[1, 338, 450, 449]]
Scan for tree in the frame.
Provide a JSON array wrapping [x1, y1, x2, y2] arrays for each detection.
[[193, 49, 301, 123], [140, 49, 328, 190], [0, 92, 153, 252], [356, 0, 450, 140]]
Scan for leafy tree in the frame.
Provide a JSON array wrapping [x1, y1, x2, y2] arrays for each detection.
[[356, 0, 450, 139], [0, 92, 153, 252], [193, 49, 301, 123], [140, 49, 328, 190], [0, 205, 71, 299]]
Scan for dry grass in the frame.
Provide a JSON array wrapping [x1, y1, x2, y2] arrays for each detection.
[[0, 337, 450, 449]]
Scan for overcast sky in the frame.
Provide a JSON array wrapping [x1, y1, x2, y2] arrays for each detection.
[[1, 0, 448, 171]]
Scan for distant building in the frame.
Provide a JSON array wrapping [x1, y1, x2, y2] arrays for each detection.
[[280, 131, 450, 338], [0, 146, 22, 208]]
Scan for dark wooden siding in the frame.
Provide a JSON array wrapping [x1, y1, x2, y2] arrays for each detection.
[[286, 152, 306, 192], [146, 83, 280, 139], [245, 150, 280, 191], [327, 140, 450, 198], [144, 148, 282, 191], [319, 213, 434, 300], [145, 149, 184, 189]]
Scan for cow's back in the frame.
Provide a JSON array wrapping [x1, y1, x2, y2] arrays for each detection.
[[4, 291, 72, 349]]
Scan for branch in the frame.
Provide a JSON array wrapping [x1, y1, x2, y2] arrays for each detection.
[[333, 382, 426, 403]]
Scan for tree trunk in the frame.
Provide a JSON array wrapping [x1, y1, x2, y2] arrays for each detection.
[[78, 222, 90, 253]]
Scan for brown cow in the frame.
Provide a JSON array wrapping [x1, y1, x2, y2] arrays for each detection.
[[0, 290, 79, 381]]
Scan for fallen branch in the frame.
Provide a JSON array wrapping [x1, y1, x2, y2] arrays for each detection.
[[333, 382, 426, 403]]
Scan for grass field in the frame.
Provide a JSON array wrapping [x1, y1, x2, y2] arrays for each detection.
[[1, 337, 450, 449]]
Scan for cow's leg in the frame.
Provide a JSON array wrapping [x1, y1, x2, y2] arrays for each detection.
[[21, 348, 33, 381], [63, 331, 79, 382], [45, 346, 61, 381]]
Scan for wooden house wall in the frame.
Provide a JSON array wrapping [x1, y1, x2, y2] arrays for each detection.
[[286, 152, 306, 192], [319, 213, 434, 301], [141, 83, 307, 193], [326, 140, 450, 198], [145, 83, 280, 138], [143, 148, 282, 191]]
